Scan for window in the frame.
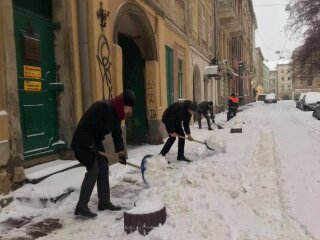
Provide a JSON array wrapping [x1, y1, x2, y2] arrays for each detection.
[[288, 77, 290, 80], [287, 85, 291, 91], [178, 59, 184, 98], [282, 77, 284, 81], [282, 85, 285, 91]]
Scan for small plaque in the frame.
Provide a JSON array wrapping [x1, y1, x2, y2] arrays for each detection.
[[24, 65, 41, 79], [22, 34, 41, 64], [24, 80, 42, 92]]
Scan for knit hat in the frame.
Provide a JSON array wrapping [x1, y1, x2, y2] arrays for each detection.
[[123, 90, 136, 107]]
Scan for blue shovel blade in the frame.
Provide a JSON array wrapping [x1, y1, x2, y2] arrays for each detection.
[[141, 154, 153, 184]]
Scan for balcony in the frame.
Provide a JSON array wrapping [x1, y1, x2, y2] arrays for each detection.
[[218, 0, 243, 34]]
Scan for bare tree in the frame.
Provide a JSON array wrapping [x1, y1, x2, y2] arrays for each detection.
[[287, 0, 320, 74]]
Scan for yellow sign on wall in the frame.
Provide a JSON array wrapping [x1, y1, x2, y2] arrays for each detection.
[[24, 80, 42, 92], [24, 65, 41, 79]]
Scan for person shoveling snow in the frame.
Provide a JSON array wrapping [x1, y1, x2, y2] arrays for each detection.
[[159, 100, 198, 163]]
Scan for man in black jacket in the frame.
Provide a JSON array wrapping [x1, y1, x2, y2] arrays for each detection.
[[71, 90, 135, 218], [197, 101, 215, 130], [159, 100, 197, 162]]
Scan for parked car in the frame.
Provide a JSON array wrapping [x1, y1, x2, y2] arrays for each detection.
[[312, 101, 320, 120], [301, 92, 320, 111], [296, 93, 306, 109], [264, 93, 277, 103], [257, 94, 266, 101]]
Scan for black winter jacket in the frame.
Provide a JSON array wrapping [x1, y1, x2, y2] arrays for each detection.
[[71, 100, 124, 169], [197, 101, 213, 114], [162, 101, 192, 135]]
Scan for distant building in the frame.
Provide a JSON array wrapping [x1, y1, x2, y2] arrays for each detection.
[[277, 59, 293, 100], [265, 61, 277, 94], [253, 47, 264, 100], [263, 63, 269, 93]]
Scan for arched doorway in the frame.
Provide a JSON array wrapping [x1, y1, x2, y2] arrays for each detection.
[[114, 3, 157, 144]]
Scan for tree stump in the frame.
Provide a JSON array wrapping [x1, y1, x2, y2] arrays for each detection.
[[124, 206, 166, 235]]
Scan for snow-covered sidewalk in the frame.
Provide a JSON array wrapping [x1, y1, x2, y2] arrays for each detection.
[[1, 101, 319, 239]]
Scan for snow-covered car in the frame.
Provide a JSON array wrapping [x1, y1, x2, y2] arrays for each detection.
[[312, 101, 320, 120], [301, 92, 320, 111], [296, 93, 306, 109], [264, 93, 277, 103]]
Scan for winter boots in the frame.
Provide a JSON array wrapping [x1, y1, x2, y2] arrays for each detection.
[[98, 202, 122, 211], [74, 206, 97, 218], [177, 155, 192, 162]]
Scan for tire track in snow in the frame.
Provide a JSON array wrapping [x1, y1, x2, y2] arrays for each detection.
[[242, 131, 313, 239]]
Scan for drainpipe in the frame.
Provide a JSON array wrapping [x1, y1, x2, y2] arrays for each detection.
[[213, 0, 219, 109], [77, 0, 92, 111]]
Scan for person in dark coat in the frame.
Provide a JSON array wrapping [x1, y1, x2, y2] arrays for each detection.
[[197, 101, 215, 130], [227, 93, 239, 121], [159, 100, 197, 162], [71, 90, 135, 218]]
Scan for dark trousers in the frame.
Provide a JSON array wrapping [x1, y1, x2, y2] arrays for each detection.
[[227, 107, 237, 121], [197, 111, 213, 129], [77, 155, 110, 208], [160, 125, 185, 157]]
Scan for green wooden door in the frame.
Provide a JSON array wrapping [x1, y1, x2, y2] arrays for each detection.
[[13, 3, 65, 159], [118, 34, 148, 144], [166, 46, 174, 105]]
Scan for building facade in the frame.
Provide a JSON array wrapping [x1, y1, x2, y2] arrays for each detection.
[[253, 47, 264, 99], [277, 59, 293, 100], [216, 0, 257, 106], [0, 0, 199, 193], [263, 63, 269, 93], [188, 0, 216, 106]]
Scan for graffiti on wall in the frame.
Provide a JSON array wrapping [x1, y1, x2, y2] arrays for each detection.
[[96, 2, 112, 99], [146, 77, 157, 119]]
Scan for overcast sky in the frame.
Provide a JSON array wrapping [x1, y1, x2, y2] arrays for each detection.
[[252, 0, 304, 61]]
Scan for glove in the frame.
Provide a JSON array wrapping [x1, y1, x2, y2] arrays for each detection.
[[118, 153, 126, 165], [212, 119, 215, 124], [88, 145, 99, 154], [187, 135, 193, 141]]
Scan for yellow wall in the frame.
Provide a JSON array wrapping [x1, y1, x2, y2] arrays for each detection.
[[164, 23, 191, 101]]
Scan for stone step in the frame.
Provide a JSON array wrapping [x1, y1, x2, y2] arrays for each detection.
[[25, 160, 81, 184]]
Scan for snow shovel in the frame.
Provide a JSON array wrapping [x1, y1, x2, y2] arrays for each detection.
[[213, 122, 223, 129], [177, 135, 214, 151], [98, 151, 148, 184]]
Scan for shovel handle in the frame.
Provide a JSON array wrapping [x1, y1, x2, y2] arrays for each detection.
[[98, 151, 140, 169], [177, 135, 214, 151], [177, 135, 204, 144]]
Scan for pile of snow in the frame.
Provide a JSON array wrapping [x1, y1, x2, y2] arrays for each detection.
[[143, 155, 169, 187]]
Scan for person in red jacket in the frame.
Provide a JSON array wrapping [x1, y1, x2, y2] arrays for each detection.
[[227, 93, 239, 121]]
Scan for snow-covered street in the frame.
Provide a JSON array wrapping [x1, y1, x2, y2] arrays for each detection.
[[1, 101, 320, 240]]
